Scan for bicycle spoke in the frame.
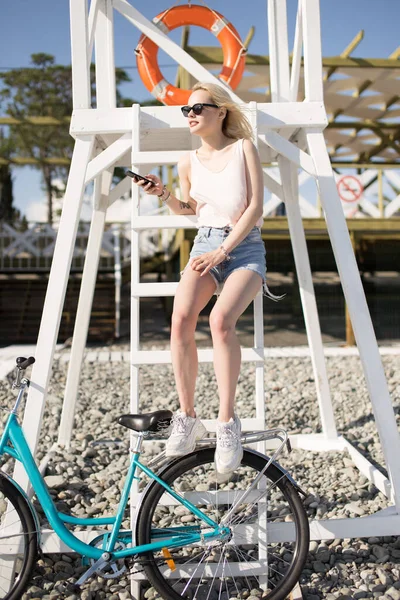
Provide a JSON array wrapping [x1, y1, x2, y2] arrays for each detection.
[[138, 449, 308, 600]]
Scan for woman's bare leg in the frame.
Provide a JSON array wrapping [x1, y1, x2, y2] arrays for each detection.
[[171, 267, 216, 417], [209, 270, 263, 422]]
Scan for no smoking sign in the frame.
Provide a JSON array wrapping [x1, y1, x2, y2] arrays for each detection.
[[337, 175, 363, 203]]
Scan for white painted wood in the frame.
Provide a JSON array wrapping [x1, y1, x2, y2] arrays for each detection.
[[342, 439, 393, 500], [252, 103, 327, 130], [131, 281, 267, 297], [383, 170, 400, 217], [131, 150, 188, 165], [87, 0, 100, 66], [131, 215, 197, 230], [268, 0, 290, 102], [280, 157, 337, 439], [38, 510, 400, 554], [259, 132, 317, 175], [58, 170, 112, 448], [262, 168, 284, 200], [107, 176, 131, 207], [69, 0, 91, 109], [263, 194, 284, 216], [301, 0, 323, 101], [70, 103, 328, 136], [12, 136, 95, 494], [85, 133, 132, 183], [130, 104, 142, 600], [308, 514, 400, 539], [290, 0, 303, 102], [85, 352, 98, 362], [26, 345, 400, 369], [250, 101, 268, 589], [95, 0, 116, 109], [113, 225, 121, 338], [131, 348, 264, 365], [359, 196, 381, 218], [307, 129, 400, 510], [385, 191, 400, 217]]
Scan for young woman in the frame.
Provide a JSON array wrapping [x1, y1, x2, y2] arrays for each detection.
[[134, 82, 279, 474]]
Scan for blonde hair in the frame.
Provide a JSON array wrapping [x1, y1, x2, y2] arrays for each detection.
[[191, 82, 253, 141]]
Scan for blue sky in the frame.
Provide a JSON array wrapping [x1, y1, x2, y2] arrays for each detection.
[[2, 0, 399, 219]]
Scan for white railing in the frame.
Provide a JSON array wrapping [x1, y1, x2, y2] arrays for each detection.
[[0, 221, 169, 272]]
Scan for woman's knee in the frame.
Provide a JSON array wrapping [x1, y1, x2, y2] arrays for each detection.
[[171, 309, 197, 340], [209, 309, 236, 338]]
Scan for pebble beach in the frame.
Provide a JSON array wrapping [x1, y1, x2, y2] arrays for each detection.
[[1, 345, 400, 600]]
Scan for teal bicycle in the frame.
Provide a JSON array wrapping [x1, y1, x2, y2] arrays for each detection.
[[0, 357, 309, 600]]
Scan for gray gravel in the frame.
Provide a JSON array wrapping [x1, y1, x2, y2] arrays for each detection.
[[0, 348, 399, 599]]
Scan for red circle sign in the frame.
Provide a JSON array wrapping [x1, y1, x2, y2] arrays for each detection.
[[337, 175, 363, 203]]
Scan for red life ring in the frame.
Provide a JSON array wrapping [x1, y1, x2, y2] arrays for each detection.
[[135, 5, 246, 106]]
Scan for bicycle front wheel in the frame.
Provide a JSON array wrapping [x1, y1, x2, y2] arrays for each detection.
[[136, 447, 309, 600], [0, 474, 38, 600]]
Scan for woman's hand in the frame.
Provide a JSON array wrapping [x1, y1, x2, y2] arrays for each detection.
[[135, 174, 163, 196], [190, 248, 226, 276]]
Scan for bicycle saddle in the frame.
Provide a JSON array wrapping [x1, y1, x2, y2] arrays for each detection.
[[117, 410, 173, 433]]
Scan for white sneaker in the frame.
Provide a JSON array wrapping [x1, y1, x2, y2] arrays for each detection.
[[215, 414, 243, 474], [165, 412, 207, 457]]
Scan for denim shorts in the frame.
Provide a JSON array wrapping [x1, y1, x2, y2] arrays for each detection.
[[180, 225, 283, 300]]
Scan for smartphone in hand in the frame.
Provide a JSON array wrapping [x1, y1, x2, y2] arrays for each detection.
[[126, 170, 154, 187]]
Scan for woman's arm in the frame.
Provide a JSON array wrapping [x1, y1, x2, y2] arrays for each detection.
[[134, 153, 197, 216]]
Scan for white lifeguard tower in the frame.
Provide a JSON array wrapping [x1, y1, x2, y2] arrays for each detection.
[[11, 0, 400, 593]]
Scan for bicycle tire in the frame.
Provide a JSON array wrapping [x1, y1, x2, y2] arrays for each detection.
[[136, 447, 309, 600], [0, 474, 38, 600]]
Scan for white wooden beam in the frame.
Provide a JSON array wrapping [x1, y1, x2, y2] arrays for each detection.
[[107, 176, 131, 207], [58, 169, 113, 448], [87, 0, 101, 67], [290, 0, 303, 101], [280, 156, 336, 439], [307, 129, 400, 511], [131, 348, 264, 365], [302, 0, 323, 101], [12, 136, 95, 493], [262, 168, 284, 199], [70, 103, 328, 136], [85, 132, 132, 183], [268, 0, 290, 102], [95, 0, 116, 109], [69, 0, 91, 109], [259, 132, 316, 175]]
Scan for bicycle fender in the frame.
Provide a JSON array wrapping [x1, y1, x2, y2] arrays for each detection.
[[0, 471, 42, 546], [244, 447, 308, 497]]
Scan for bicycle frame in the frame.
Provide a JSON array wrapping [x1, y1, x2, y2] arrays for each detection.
[[0, 382, 227, 561]]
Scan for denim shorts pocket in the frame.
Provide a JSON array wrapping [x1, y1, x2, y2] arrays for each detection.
[[193, 232, 207, 244]]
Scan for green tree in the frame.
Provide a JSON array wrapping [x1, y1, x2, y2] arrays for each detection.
[[0, 53, 132, 225], [0, 129, 16, 223]]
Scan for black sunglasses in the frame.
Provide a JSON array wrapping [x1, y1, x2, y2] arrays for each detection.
[[181, 103, 219, 117]]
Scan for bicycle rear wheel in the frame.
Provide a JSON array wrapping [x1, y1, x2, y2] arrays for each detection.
[[136, 447, 309, 600], [0, 474, 38, 600]]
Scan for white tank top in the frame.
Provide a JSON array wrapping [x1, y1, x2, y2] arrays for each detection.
[[189, 139, 264, 229]]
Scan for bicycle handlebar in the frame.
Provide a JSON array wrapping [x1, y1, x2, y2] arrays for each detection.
[[16, 356, 35, 370]]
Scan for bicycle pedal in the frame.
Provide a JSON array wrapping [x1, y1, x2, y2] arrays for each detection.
[[57, 581, 81, 593]]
